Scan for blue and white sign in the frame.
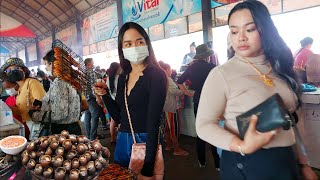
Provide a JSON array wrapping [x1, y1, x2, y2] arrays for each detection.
[[211, 1, 224, 8], [122, 0, 202, 28], [211, 0, 240, 8], [82, 3, 118, 45]]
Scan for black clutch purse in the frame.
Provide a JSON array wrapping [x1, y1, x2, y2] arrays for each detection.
[[236, 93, 293, 139]]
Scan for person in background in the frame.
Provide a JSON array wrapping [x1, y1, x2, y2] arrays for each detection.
[[101, 68, 107, 79], [0, 58, 46, 136], [2, 80, 30, 139], [196, 1, 317, 180], [105, 62, 122, 145], [207, 41, 220, 66], [182, 42, 196, 65], [177, 44, 220, 169], [31, 50, 82, 135], [0, 79, 7, 98], [170, 69, 177, 82], [36, 70, 50, 92], [94, 22, 167, 178], [30, 69, 36, 77], [294, 37, 314, 83], [95, 65, 103, 79], [161, 63, 190, 156], [84, 58, 108, 140]]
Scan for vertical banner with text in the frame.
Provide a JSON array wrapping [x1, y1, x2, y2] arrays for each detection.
[[82, 3, 119, 46]]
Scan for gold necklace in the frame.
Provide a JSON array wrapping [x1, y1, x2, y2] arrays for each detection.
[[243, 57, 274, 87]]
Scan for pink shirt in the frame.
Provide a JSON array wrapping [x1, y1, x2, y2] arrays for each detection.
[[294, 48, 313, 68]]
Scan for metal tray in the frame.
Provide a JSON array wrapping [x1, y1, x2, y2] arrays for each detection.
[[25, 161, 109, 180]]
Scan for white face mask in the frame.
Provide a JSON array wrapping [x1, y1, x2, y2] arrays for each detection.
[[46, 71, 53, 76], [122, 46, 149, 64], [6, 88, 18, 96]]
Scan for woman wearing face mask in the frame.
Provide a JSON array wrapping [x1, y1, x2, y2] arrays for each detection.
[[32, 50, 82, 135], [0, 58, 46, 134], [37, 70, 51, 92], [196, 1, 317, 180], [2, 80, 30, 139], [94, 22, 167, 179]]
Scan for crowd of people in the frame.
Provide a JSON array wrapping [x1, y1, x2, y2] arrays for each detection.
[[0, 1, 318, 179]]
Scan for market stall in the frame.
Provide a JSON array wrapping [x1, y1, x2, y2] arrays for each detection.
[[299, 88, 320, 169]]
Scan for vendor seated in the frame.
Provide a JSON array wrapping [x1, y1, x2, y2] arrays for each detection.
[[306, 54, 320, 86], [2, 80, 30, 140]]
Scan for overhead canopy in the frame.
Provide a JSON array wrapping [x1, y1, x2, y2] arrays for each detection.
[[0, 0, 116, 54]]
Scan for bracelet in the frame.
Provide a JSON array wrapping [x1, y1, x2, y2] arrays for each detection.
[[237, 145, 245, 156]]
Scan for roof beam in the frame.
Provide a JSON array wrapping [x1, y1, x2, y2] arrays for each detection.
[[6, 0, 53, 30]]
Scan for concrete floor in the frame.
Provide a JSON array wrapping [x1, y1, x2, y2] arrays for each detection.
[[93, 124, 221, 180]]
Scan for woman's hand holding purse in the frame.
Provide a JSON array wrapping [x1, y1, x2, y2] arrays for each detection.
[[231, 115, 279, 155]]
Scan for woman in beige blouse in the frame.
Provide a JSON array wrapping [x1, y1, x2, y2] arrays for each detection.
[[196, 1, 317, 180]]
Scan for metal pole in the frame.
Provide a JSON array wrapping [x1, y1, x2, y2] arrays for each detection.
[[201, 0, 213, 43], [117, 0, 123, 28], [76, 13, 83, 57], [35, 37, 41, 66], [25, 45, 29, 67]]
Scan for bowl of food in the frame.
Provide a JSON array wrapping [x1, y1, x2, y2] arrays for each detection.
[[0, 135, 27, 155]]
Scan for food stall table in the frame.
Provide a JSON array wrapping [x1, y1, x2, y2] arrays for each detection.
[[0, 119, 25, 138], [299, 88, 320, 169]]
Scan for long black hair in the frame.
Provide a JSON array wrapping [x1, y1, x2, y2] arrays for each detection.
[[117, 22, 160, 73], [228, 0, 301, 106], [108, 62, 120, 93], [43, 50, 55, 62]]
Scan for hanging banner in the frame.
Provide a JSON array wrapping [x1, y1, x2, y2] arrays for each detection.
[[149, 24, 164, 41], [164, 17, 187, 38], [56, 24, 78, 54], [283, 0, 320, 12], [215, 1, 241, 26], [122, 0, 202, 28], [18, 49, 26, 63], [38, 36, 52, 60], [27, 44, 37, 62], [97, 38, 118, 53], [211, 0, 240, 8], [83, 46, 89, 56], [188, 12, 202, 33], [82, 3, 118, 45]]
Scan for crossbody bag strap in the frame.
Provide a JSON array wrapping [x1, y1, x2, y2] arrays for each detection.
[[124, 82, 137, 144], [26, 79, 31, 111]]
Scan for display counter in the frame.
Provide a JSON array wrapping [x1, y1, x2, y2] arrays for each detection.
[[180, 96, 197, 137], [299, 88, 320, 169], [0, 118, 25, 139]]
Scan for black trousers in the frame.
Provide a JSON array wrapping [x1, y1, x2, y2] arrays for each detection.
[[220, 147, 300, 180], [194, 103, 220, 168], [51, 122, 82, 135]]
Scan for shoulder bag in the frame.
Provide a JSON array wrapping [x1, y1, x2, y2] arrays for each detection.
[[124, 85, 164, 179]]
